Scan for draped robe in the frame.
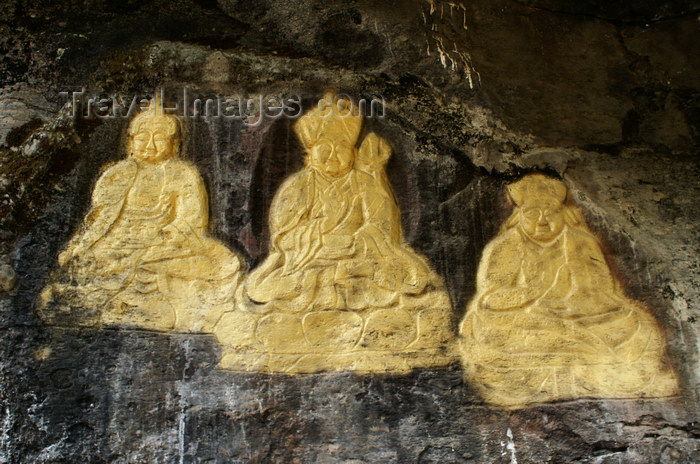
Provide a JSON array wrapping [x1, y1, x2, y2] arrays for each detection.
[[51, 157, 241, 330], [460, 225, 678, 405], [246, 167, 436, 313]]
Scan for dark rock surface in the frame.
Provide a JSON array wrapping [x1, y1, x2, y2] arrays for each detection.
[[1, 0, 699, 462], [3, 327, 699, 463]]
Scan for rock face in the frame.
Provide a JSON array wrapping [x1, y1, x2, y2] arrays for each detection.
[[1, 0, 699, 463]]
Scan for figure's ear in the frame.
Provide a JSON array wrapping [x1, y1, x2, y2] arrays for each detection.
[[564, 205, 584, 226], [173, 136, 182, 158], [303, 145, 314, 167], [505, 188, 518, 208], [505, 209, 520, 229]]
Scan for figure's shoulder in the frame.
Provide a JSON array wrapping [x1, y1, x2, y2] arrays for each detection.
[[98, 158, 137, 181], [286, 168, 312, 184], [482, 228, 523, 259], [565, 226, 603, 251], [169, 159, 204, 178], [491, 227, 522, 248], [94, 159, 136, 190], [278, 169, 312, 194], [91, 159, 137, 204], [271, 169, 312, 206], [163, 159, 206, 189]]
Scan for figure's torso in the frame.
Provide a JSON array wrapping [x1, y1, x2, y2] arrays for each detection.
[[99, 162, 176, 250], [519, 233, 567, 294], [311, 171, 363, 235]]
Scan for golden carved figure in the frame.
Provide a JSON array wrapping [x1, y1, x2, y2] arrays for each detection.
[[215, 95, 455, 373], [459, 174, 678, 408], [40, 100, 243, 332]]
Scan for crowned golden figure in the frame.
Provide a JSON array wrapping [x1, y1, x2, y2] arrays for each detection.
[[215, 94, 455, 373], [40, 98, 243, 332], [459, 174, 678, 408]]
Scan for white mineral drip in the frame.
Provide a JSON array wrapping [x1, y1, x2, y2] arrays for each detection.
[[506, 428, 518, 464]]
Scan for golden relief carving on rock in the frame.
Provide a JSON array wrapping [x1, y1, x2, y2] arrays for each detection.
[[40, 99, 244, 332], [459, 174, 679, 408], [214, 94, 455, 373]]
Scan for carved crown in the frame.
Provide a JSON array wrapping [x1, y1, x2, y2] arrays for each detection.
[[508, 174, 568, 206], [294, 92, 363, 150]]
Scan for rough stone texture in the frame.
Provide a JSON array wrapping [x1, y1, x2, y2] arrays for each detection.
[[1, 0, 699, 462]]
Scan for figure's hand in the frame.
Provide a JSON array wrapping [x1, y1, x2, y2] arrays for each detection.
[[161, 223, 185, 243], [58, 248, 74, 267], [481, 287, 538, 311], [318, 234, 355, 259], [59, 245, 96, 272], [537, 298, 570, 312], [58, 244, 88, 267], [336, 260, 374, 280], [375, 262, 408, 288], [552, 264, 572, 288], [285, 220, 323, 273], [540, 264, 572, 301]]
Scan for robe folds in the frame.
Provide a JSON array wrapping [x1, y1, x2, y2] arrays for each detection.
[[460, 225, 678, 406], [247, 168, 438, 312]]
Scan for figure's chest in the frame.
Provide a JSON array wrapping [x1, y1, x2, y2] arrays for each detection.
[[312, 184, 363, 232], [521, 245, 566, 285], [126, 169, 168, 207]]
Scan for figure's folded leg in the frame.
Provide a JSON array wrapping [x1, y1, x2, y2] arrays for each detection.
[[102, 285, 177, 331], [465, 363, 560, 408]]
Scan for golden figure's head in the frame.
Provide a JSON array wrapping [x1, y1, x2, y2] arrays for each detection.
[[506, 174, 579, 244], [127, 97, 182, 164], [294, 93, 363, 179]]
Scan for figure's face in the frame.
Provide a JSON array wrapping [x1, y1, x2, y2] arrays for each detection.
[[519, 199, 565, 243], [310, 139, 355, 178], [130, 122, 178, 163]]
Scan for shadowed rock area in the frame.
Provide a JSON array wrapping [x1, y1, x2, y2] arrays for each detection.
[[1, 0, 699, 462]]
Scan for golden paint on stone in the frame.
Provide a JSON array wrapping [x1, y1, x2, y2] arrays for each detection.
[[459, 174, 679, 408], [39, 98, 244, 332], [215, 94, 455, 373]]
